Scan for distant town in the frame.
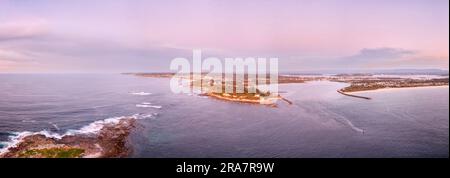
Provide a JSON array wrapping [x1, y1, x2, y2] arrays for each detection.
[[125, 72, 449, 103]]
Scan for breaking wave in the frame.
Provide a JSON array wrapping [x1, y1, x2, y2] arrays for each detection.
[[0, 113, 157, 155], [136, 104, 162, 109], [130, 92, 152, 96]]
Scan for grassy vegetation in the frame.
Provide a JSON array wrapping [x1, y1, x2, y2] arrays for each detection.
[[18, 147, 85, 158], [342, 78, 449, 92], [213, 86, 271, 100]]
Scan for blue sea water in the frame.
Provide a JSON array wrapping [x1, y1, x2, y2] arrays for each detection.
[[0, 74, 448, 157]]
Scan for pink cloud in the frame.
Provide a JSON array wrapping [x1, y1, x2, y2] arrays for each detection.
[[0, 18, 49, 41]]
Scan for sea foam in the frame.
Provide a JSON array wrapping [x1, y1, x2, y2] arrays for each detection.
[[130, 92, 152, 96], [0, 113, 157, 155], [136, 104, 162, 109]]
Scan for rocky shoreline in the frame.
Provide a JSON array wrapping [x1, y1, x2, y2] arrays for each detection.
[[1, 118, 136, 158], [337, 89, 371, 100]]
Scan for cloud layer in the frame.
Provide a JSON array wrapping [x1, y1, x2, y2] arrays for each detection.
[[0, 0, 448, 73]]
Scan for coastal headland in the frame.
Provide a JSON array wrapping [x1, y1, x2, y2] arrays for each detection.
[[1, 118, 136, 158], [127, 73, 449, 101]]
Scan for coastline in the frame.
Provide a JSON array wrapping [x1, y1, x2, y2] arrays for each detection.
[[206, 93, 262, 104], [348, 85, 449, 94], [127, 72, 448, 103], [337, 89, 371, 100], [206, 93, 293, 106], [336, 84, 449, 100], [0, 114, 153, 158]]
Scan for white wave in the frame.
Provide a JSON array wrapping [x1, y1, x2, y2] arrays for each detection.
[[0, 130, 63, 155], [342, 119, 364, 133], [65, 113, 153, 135], [0, 131, 34, 155], [136, 104, 162, 109], [49, 122, 60, 131], [0, 113, 157, 156], [141, 113, 158, 119], [196, 95, 208, 99], [185, 92, 208, 99], [130, 92, 152, 96]]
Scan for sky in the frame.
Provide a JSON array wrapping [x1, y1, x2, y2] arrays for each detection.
[[0, 0, 448, 73]]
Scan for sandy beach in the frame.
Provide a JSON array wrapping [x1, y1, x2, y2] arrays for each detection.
[[350, 85, 449, 94]]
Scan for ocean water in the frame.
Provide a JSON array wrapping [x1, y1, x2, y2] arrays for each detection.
[[0, 74, 448, 157]]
